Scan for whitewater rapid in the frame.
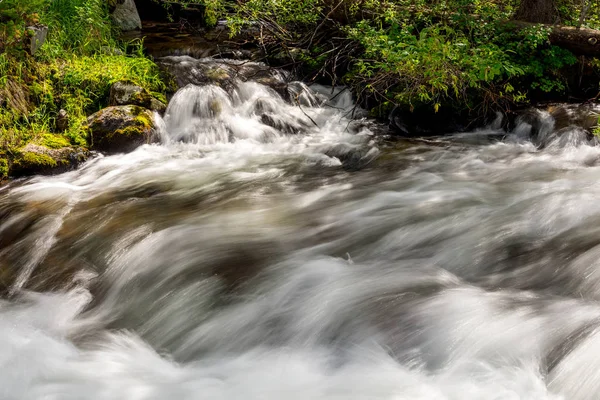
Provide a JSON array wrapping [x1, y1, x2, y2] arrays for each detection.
[[2, 58, 600, 399]]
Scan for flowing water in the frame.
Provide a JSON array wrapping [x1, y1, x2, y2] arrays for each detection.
[[3, 57, 600, 399]]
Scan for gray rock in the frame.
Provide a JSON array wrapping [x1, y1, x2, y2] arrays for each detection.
[[109, 81, 145, 106], [100, 46, 124, 55], [111, 0, 142, 32], [87, 105, 159, 153], [26, 25, 48, 55], [56, 109, 69, 132], [109, 81, 167, 113], [148, 97, 167, 113], [271, 47, 310, 65]]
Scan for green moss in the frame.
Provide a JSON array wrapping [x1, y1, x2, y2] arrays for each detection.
[[15, 151, 58, 169], [130, 105, 146, 116], [0, 158, 8, 178], [39, 133, 70, 149], [134, 114, 153, 129], [150, 91, 168, 104], [112, 126, 144, 138]]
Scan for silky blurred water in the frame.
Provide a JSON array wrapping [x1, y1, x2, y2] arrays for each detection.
[[2, 59, 600, 399]]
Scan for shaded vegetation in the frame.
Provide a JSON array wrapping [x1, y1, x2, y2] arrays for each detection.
[[221, 0, 600, 117]]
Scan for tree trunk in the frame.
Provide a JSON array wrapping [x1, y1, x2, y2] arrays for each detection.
[[514, 0, 560, 24], [509, 21, 600, 57]]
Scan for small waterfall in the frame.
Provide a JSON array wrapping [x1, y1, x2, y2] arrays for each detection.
[[159, 65, 375, 164]]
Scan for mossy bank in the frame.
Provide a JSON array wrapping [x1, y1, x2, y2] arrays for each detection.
[[0, 0, 172, 180]]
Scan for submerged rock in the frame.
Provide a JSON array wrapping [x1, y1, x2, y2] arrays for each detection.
[[87, 105, 159, 153], [547, 103, 600, 132], [109, 81, 167, 113], [111, 0, 142, 31], [11, 143, 88, 176], [507, 104, 600, 148]]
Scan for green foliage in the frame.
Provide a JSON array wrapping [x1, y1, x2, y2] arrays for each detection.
[[0, 0, 114, 56], [227, 0, 585, 114], [0, 53, 166, 152], [230, 0, 322, 35], [150, 0, 229, 26], [44, 0, 114, 55], [594, 115, 600, 138], [344, 1, 579, 113]]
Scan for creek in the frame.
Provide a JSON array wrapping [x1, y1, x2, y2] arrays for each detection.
[[1, 56, 600, 399]]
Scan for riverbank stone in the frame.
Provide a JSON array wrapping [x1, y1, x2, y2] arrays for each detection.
[[548, 103, 600, 132], [87, 105, 159, 153], [11, 144, 89, 176]]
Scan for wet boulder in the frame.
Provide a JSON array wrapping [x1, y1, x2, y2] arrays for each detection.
[[510, 103, 600, 146], [547, 103, 600, 132], [11, 143, 89, 177], [157, 56, 288, 93], [269, 47, 310, 67], [109, 81, 167, 113], [87, 105, 159, 153], [260, 113, 309, 135]]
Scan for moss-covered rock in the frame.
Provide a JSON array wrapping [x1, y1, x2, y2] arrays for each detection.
[[11, 143, 89, 176], [109, 81, 167, 113], [87, 105, 159, 153]]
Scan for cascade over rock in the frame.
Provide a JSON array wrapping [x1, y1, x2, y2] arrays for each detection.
[[157, 57, 289, 97]]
